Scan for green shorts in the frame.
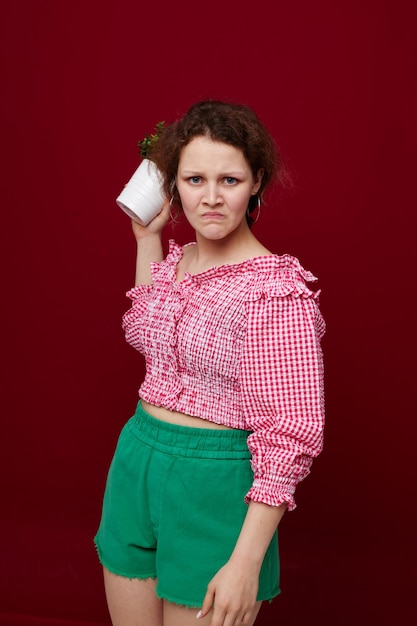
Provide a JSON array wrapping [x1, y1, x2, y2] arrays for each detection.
[[94, 401, 280, 607]]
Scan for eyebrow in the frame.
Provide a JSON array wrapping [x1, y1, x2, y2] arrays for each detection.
[[180, 170, 246, 177]]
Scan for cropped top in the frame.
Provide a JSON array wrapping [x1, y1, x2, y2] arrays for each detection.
[[122, 240, 326, 510]]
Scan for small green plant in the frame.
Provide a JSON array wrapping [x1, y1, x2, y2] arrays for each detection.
[[138, 121, 165, 159]]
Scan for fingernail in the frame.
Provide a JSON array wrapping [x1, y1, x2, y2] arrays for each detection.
[[196, 610, 202, 619]]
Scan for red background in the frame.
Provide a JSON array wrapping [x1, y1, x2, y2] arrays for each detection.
[[1, 1, 416, 624]]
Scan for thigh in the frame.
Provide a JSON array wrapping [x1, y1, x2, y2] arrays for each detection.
[[163, 600, 263, 626], [103, 568, 163, 626]]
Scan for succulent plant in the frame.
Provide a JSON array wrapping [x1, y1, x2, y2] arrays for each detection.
[[137, 121, 165, 159]]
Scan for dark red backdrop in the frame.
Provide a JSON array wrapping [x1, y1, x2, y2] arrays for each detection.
[[1, 1, 416, 624]]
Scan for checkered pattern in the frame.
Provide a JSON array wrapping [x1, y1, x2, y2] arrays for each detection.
[[123, 240, 325, 510]]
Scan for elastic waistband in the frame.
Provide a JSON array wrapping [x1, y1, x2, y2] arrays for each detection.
[[128, 401, 251, 460]]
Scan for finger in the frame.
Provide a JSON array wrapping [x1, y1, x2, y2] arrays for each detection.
[[209, 606, 227, 626], [214, 604, 250, 626], [196, 587, 215, 619]]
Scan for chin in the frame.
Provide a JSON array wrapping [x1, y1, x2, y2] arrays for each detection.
[[199, 227, 231, 240]]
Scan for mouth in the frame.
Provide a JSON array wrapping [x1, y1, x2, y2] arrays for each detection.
[[202, 212, 224, 219]]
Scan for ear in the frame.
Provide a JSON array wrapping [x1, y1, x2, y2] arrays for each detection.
[[252, 168, 264, 195]]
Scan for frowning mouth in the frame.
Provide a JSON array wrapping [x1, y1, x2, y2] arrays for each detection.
[[202, 212, 224, 219]]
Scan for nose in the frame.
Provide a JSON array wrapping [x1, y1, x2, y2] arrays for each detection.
[[203, 182, 222, 206]]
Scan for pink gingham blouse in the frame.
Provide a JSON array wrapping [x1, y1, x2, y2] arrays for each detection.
[[122, 240, 325, 510]]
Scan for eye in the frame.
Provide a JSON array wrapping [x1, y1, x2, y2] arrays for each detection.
[[224, 177, 238, 185], [189, 176, 201, 184]]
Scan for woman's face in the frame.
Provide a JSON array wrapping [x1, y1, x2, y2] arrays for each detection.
[[176, 136, 262, 242]]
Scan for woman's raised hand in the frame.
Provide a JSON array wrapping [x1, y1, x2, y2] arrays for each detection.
[[131, 198, 171, 241]]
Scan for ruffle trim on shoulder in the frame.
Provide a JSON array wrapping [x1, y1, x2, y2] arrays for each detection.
[[126, 283, 153, 301], [246, 254, 320, 302], [149, 239, 186, 283], [273, 253, 318, 283], [143, 242, 321, 302]]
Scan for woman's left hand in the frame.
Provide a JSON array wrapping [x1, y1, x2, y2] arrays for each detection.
[[197, 558, 260, 625]]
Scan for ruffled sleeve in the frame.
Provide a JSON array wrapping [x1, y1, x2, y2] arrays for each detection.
[[121, 283, 154, 332], [121, 240, 184, 333], [241, 256, 325, 510]]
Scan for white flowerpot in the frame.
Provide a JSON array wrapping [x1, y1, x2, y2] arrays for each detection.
[[116, 158, 165, 225]]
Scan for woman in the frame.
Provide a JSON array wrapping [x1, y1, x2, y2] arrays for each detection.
[[95, 100, 325, 626]]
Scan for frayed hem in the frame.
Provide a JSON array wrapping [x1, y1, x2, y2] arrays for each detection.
[[264, 589, 281, 603], [155, 588, 281, 609], [155, 589, 201, 609], [104, 567, 158, 582], [93, 537, 157, 581]]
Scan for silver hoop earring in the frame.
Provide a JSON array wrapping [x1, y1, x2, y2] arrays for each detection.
[[247, 195, 261, 224], [169, 197, 179, 223]]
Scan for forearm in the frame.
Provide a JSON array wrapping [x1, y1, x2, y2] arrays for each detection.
[[131, 201, 170, 285], [229, 501, 286, 572], [134, 234, 164, 285]]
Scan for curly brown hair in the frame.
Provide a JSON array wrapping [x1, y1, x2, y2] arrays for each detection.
[[150, 100, 288, 225]]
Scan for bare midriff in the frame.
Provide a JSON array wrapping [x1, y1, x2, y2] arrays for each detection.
[[141, 400, 234, 430]]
